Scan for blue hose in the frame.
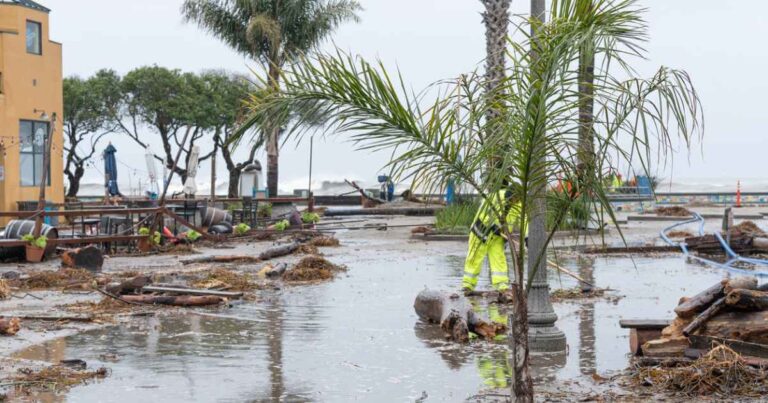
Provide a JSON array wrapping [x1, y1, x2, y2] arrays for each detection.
[[660, 213, 768, 277]]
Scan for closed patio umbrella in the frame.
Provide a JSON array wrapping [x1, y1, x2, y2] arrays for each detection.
[[144, 147, 159, 197], [103, 143, 122, 197], [183, 145, 199, 196]]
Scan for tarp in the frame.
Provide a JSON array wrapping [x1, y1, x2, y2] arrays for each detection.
[[103, 143, 122, 196], [183, 145, 200, 196]]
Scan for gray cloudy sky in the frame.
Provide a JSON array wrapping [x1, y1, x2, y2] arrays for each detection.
[[43, 0, 766, 193]]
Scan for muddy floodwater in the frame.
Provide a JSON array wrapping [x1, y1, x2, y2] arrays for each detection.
[[13, 231, 735, 402]]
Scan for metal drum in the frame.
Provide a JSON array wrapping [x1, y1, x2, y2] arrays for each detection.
[[200, 206, 232, 227], [1, 219, 59, 258]]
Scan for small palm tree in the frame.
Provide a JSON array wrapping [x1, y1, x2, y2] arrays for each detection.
[[243, 0, 702, 400], [182, 0, 362, 197]]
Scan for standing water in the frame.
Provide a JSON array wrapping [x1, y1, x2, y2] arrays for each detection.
[[13, 233, 729, 402]]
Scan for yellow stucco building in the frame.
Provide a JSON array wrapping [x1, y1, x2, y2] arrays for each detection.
[[0, 0, 63, 215]]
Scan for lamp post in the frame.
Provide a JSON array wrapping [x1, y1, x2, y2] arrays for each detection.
[[526, 0, 566, 352]]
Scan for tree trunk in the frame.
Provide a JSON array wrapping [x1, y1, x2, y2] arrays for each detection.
[[511, 283, 533, 401], [228, 170, 241, 198], [121, 295, 224, 306], [266, 63, 282, 198], [65, 164, 85, 198]]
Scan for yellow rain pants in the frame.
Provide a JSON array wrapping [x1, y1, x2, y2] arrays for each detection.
[[462, 233, 509, 291]]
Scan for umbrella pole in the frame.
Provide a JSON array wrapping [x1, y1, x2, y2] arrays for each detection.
[[33, 113, 56, 238]]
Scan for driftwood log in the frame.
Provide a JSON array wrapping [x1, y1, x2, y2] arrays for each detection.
[[684, 234, 754, 254], [121, 295, 224, 306], [725, 289, 768, 311], [0, 317, 20, 336], [695, 310, 768, 344], [105, 275, 153, 295], [413, 289, 506, 342], [682, 297, 726, 337], [179, 243, 299, 265], [258, 243, 300, 260], [141, 286, 243, 298], [60, 245, 103, 272], [265, 263, 288, 278], [674, 277, 757, 318]]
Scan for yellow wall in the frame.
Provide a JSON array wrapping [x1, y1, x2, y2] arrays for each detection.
[[0, 3, 64, 214]]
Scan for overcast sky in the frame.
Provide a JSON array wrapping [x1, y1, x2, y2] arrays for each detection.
[[42, 0, 767, 194]]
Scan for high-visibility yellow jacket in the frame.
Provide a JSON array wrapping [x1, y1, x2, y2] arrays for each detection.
[[471, 190, 527, 242]]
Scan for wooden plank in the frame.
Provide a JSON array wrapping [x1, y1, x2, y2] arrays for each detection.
[[142, 286, 243, 298], [689, 335, 768, 359], [619, 319, 671, 329], [0, 235, 146, 248]]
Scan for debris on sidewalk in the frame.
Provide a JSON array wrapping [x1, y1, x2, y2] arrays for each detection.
[[283, 256, 346, 282]]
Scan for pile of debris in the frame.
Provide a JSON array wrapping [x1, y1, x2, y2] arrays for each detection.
[[684, 221, 768, 255], [655, 206, 692, 217], [627, 276, 768, 396]]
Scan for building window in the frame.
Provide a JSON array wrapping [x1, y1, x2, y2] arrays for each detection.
[[26, 20, 42, 55], [19, 120, 50, 187]]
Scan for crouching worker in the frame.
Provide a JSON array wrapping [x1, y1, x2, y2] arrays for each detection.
[[462, 190, 526, 300]]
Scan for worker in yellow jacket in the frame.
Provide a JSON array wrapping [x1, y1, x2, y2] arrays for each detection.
[[462, 190, 526, 294]]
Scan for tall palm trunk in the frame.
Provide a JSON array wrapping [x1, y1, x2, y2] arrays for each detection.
[[481, 0, 511, 143], [266, 62, 281, 197], [577, 1, 595, 178]]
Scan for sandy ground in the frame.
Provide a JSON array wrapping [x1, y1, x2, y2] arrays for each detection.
[[0, 206, 766, 400]]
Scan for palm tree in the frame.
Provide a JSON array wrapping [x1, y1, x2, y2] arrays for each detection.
[[481, 0, 511, 142], [245, 0, 702, 400], [181, 0, 362, 197]]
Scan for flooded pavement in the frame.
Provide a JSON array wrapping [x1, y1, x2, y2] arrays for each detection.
[[7, 223, 747, 402]]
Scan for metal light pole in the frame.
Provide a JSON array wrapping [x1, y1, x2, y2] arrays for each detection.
[[527, 0, 566, 352]]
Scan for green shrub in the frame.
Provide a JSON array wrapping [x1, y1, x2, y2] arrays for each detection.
[[186, 230, 202, 242], [273, 219, 289, 231], [139, 227, 162, 245], [301, 212, 320, 224], [257, 203, 273, 218], [234, 223, 251, 236], [435, 201, 479, 232], [22, 234, 47, 249]]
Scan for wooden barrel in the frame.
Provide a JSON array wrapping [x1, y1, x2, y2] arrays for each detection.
[[200, 206, 232, 227], [1, 219, 59, 257]]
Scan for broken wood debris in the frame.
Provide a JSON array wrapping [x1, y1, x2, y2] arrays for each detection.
[[60, 245, 104, 273], [179, 242, 300, 265], [120, 295, 224, 306], [413, 289, 506, 342], [0, 316, 21, 335]]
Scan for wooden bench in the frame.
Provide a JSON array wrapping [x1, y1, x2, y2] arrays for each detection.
[[619, 319, 671, 355]]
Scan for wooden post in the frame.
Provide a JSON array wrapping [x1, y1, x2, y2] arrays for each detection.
[[33, 112, 56, 238]]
